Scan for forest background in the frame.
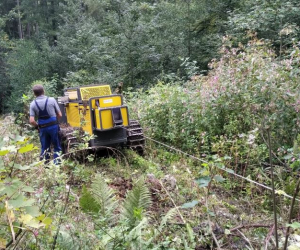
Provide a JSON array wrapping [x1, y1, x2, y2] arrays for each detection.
[[0, 0, 299, 114], [2, 0, 300, 249]]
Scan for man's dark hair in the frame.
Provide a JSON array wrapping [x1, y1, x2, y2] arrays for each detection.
[[32, 84, 44, 97]]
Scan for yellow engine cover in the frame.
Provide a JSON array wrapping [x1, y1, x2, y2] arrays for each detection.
[[80, 85, 111, 100]]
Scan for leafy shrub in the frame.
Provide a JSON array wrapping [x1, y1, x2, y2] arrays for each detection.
[[130, 38, 300, 154], [200, 37, 300, 148], [128, 82, 203, 152]]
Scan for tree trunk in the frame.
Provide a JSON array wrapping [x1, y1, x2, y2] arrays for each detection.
[[35, 23, 39, 35], [16, 0, 23, 39], [26, 23, 31, 37], [51, 0, 58, 44], [187, 0, 191, 58]]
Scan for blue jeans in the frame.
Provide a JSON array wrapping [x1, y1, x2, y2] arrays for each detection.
[[39, 125, 62, 164]]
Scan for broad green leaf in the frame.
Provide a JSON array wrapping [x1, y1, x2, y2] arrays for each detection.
[[220, 166, 234, 174], [15, 135, 27, 145], [181, 200, 199, 208], [215, 162, 225, 168], [0, 178, 22, 196], [20, 213, 44, 229], [24, 206, 40, 217], [18, 144, 38, 154], [42, 217, 52, 228], [23, 214, 51, 229], [22, 186, 34, 193], [287, 222, 300, 229], [8, 194, 35, 208], [0, 185, 15, 196], [227, 168, 234, 174], [195, 176, 211, 188], [19, 214, 33, 224], [37, 214, 45, 221], [1, 146, 17, 153], [26, 219, 44, 229], [214, 175, 225, 182], [199, 169, 210, 176], [283, 154, 293, 160], [13, 164, 31, 170], [0, 150, 9, 156]]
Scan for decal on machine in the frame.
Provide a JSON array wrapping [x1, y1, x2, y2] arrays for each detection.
[[103, 99, 113, 104]]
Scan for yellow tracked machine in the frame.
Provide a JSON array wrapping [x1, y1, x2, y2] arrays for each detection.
[[57, 84, 145, 154]]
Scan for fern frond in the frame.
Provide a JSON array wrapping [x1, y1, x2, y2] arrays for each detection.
[[79, 185, 100, 213], [121, 178, 152, 227], [159, 207, 178, 231], [126, 217, 149, 249], [90, 174, 118, 223], [57, 230, 79, 250]]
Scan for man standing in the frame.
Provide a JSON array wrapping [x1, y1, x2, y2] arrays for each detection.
[[29, 84, 62, 164]]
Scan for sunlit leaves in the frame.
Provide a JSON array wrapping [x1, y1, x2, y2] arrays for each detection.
[[18, 144, 38, 154], [0, 134, 37, 155], [0, 149, 9, 156], [36, 214, 52, 228], [19, 213, 51, 229], [0, 146, 16, 155]]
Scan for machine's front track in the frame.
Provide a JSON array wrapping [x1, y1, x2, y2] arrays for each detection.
[[126, 120, 145, 154], [59, 125, 82, 155]]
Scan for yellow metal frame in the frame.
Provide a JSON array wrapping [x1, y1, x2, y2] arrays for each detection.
[[89, 96, 129, 131], [98, 106, 129, 130]]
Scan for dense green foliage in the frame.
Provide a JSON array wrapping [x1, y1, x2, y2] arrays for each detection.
[[2, 0, 300, 114], [132, 38, 300, 151]]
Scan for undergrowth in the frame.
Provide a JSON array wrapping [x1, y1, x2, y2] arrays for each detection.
[[1, 114, 300, 249], [1, 37, 300, 249]]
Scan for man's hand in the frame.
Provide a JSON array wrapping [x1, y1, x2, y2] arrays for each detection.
[[35, 125, 40, 132], [30, 117, 39, 132]]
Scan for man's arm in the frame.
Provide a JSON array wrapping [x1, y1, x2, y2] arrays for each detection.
[[29, 102, 38, 128], [29, 116, 38, 128], [56, 111, 62, 120], [53, 98, 62, 120]]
